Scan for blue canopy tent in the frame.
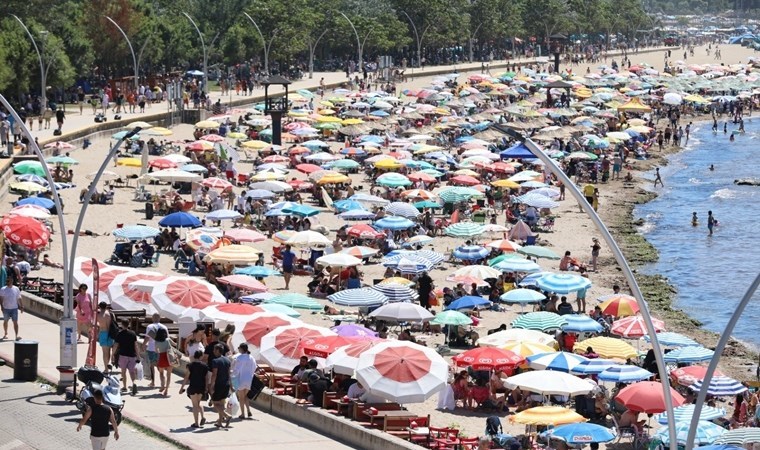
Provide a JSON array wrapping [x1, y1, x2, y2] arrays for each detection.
[[500, 142, 536, 159]]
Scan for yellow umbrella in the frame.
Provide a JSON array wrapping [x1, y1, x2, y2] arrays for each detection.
[[573, 336, 637, 360], [501, 341, 554, 358], [453, 169, 480, 177], [684, 94, 709, 104], [379, 277, 415, 286], [617, 98, 652, 113], [125, 121, 153, 130], [195, 120, 219, 128], [116, 157, 142, 167], [251, 172, 287, 181], [204, 244, 261, 265], [510, 406, 586, 426], [10, 182, 46, 193], [319, 100, 334, 107], [342, 118, 365, 125], [319, 109, 336, 115], [227, 132, 247, 139], [317, 173, 351, 185], [143, 126, 173, 136], [374, 159, 402, 170], [491, 179, 520, 189], [241, 140, 270, 149], [316, 115, 342, 123]]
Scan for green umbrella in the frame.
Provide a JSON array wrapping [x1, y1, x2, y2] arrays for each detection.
[[376, 173, 412, 187], [518, 245, 560, 260], [511, 311, 567, 331], [259, 303, 301, 318], [13, 160, 46, 176], [314, 122, 341, 130], [488, 253, 526, 267], [444, 222, 485, 238], [432, 310, 473, 326], [46, 156, 79, 165], [265, 293, 322, 310], [327, 159, 360, 170], [414, 200, 443, 209], [438, 186, 483, 203], [420, 168, 445, 178]]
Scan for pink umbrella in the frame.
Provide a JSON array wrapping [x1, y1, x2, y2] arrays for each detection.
[[108, 271, 167, 313], [200, 134, 225, 142], [201, 177, 233, 190], [231, 313, 300, 359], [450, 175, 481, 186], [150, 277, 226, 321], [508, 220, 534, 241], [259, 324, 335, 371], [43, 141, 75, 150], [299, 335, 367, 358], [611, 315, 666, 338], [148, 158, 178, 169], [223, 228, 266, 243], [262, 155, 290, 164], [217, 275, 268, 292], [325, 339, 387, 375]]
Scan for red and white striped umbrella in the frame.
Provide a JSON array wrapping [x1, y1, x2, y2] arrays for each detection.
[[223, 228, 267, 243], [1, 215, 50, 249], [259, 324, 335, 371], [108, 271, 167, 313], [231, 313, 301, 359], [72, 257, 108, 287], [149, 277, 225, 321], [325, 339, 387, 375], [299, 335, 367, 358], [611, 315, 666, 338], [200, 177, 233, 190], [200, 303, 265, 326], [355, 341, 449, 403]]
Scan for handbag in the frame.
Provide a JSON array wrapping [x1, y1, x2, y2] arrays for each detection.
[[107, 313, 120, 340], [168, 346, 181, 367], [247, 376, 266, 400]]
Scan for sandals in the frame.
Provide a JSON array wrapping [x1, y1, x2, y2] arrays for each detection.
[[191, 423, 201, 428], [200, 418, 206, 426], [224, 416, 232, 428]]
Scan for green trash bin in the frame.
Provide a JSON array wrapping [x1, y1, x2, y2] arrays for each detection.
[[14, 340, 38, 381]]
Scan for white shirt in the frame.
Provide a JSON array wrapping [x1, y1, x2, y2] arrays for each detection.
[[145, 323, 167, 352], [0, 285, 21, 309]]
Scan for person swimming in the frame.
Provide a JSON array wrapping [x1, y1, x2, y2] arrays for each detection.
[[709, 164, 715, 171], [692, 212, 698, 226], [730, 133, 735, 142]]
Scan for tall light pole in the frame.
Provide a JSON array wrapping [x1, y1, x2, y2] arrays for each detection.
[[468, 23, 483, 63], [12, 16, 48, 111], [338, 12, 370, 73], [401, 11, 431, 69], [104, 16, 139, 95], [493, 125, 679, 450], [182, 13, 208, 94], [243, 13, 279, 75]]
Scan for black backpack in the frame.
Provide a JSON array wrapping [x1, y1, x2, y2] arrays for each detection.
[[485, 415, 502, 436], [154, 326, 168, 343]]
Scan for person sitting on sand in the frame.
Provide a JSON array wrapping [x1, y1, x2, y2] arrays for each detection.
[[559, 251, 584, 272], [452, 370, 472, 409]]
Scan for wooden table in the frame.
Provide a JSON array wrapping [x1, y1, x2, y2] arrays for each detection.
[[335, 400, 353, 417], [366, 410, 416, 429]]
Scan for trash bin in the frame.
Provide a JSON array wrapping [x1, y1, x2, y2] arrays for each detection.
[[14, 340, 38, 381], [145, 202, 154, 220]]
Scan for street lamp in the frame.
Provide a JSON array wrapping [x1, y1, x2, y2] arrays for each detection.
[[491, 124, 680, 450], [182, 13, 208, 94], [337, 12, 369, 73], [104, 16, 140, 95], [262, 75, 291, 146], [12, 16, 48, 111], [243, 12, 279, 76], [400, 11, 431, 69]]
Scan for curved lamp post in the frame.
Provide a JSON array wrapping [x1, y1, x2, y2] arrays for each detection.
[[492, 125, 679, 450], [243, 13, 279, 76], [11, 15, 48, 112], [182, 13, 208, 93], [104, 16, 139, 95], [400, 11, 431, 69], [337, 12, 370, 74]]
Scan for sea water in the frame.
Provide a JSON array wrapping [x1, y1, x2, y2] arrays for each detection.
[[634, 119, 760, 346]]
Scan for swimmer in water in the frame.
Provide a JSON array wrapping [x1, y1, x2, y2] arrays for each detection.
[[709, 164, 715, 171], [724, 123, 728, 134], [692, 212, 698, 226], [730, 133, 735, 142], [707, 210, 715, 236]]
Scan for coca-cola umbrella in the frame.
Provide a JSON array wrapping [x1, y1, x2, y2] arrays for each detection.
[[452, 347, 525, 371], [150, 277, 226, 321], [199, 303, 265, 327], [108, 270, 167, 313], [355, 340, 449, 403], [259, 324, 336, 371], [1, 215, 50, 249], [299, 335, 368, 358], [231, 313, 301, 359], [325, 339, 387, 375]]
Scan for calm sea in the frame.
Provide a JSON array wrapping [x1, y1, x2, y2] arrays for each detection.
[[634, 118, 760, 348]]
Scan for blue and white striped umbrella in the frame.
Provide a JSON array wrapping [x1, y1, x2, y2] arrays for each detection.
[[655, 404, 726, 425], [384, 201, 420, 218], [562, 314, 604, 333], [597, 364, 654, 383], [517, 271, 554, 287], [444, 222, 485, 238], [382, 254, 436, 273], [644, 331, 700, 347], [494, 258, 542, 273], [512, 311, 567, 331], [527, 352, 588, 373], [328, 288, 389, 307], [571, 359, 618, 375], [374, 216, 416, 230], [501, 288, 545, 304], [338, 209, 376, 221], [536, 273, 592, 294], [690, 376, 747, 397], [663, 346, 714, 364], [112, 225, 160, 240], [453, 245, 490, 261], [714, 428, 760, 445], [413, 250, 445, 265], [371, 283, 418, 303], [654, 420, 727, 446], [206, 209, 243, 221]]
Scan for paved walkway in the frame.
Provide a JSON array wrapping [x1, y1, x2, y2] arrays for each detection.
[[0, 365, 179, 450], [0, 313, 354, 450]]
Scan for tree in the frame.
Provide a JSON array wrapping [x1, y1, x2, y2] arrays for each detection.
[[522, 0, 573, 50]]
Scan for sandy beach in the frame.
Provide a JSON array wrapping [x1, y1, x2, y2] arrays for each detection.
[[5, 42, 759, 440]]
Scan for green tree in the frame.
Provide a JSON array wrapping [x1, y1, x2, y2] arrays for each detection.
[[522, 0, 573, 47]]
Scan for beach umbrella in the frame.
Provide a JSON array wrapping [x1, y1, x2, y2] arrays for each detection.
[[340, 246, 379, 258], [338, 209, 376, 221], [644, 331, 700, 347], [217, 275, 268, 293], [204, 244, 261, 265], [158, 212, 201, 228], [670, 366, 724, 387], [561, 314, 604, 333], [257, 304, 300, 318], [445, 296, 492, 311], [453, 245, 490, 261], [512, 311, 567, 331], [231, 313, 300, 358], [13, 160, 46, 176], [315, 253, 363, 268], [438, 187, 483, 203], [333, 199, 367, 213], [505, 370, 594, 396], [384, 201, 420, 218], [453, 265, 501, 280], [328, 288, 388, 307], [245, 189, 276, 200], [369, 302, 432, 322], [8, 204, 51, 220], [355, 341, 448, 403], [486, 239, 523, 252], [571, 359, 618, 375], [501, 288, 545, 304], [611, 315, 666, 338], [1, 215, 50, 249], [150, 277, 226, 321], [514, 193, 559, 209], [285, 230, 332, 248], [249, 181, 292, 193], [331, 324, 378, 338], [713, 428, 760, 445], [281, 204, 320, 217], [510, 406, 586, 426], [260, 324, 336, 372], [180, 164, 208, 173], [655, 421, 726, 446], [107, 270, 165, 313], [494, 258, 542, 273], [148, 169, 202, 183], [206, 209, 242, 221], [265, 293, 323, 310], [508, 220, 534, 241], [477, 329, 557, 348], [371, 283, 418, 303], [444, 222, 485, 238], [223, 229, 266, 243], [501, 341, 556, 359], [536, 273, 592, 294], [349, 193, 390, 206], [200, 177, 233, 190], [185, 229, 219, 253], [46, 155, 79, 165], [432, 310, 473, 327], [71, 257, 108, 287], [111, 225, 160, 241], [547, 423, 616, 444], [518, 246, 560, 260], [326, 339, 386, 375], [573, 336, 638, 360], [300, 335, 368, 358], [10, 181, 47, 194], [615, 381, 685, 413], [376, 173, 412, 188], [15, 174, 47, 184], [599, 295, 640, 317], [597, 364, 654, 383], [452, 347, 525, 371], [663, 346, 714, 364], [655, 404, 727, 425], [690, 376, 747, 397], [147, 158, 176, 169], [527, 352, 589, 373], [378, 277, 415, 287], [374, 216, 415, 230], [345, 224, 384, 240], [384, 255, 433, 275]]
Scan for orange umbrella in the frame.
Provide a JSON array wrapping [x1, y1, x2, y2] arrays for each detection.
[[616, 381, 685, 413]]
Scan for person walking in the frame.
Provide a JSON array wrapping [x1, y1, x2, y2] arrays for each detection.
[[145, 313, 168, 389], [113, 319, 140, 396], [154, 323, 173, 396], [179, 350, 209, 428], [208, 344, 232, 428], [417, 271, 433, 310], [96, 302, 115, 371], [55, 108, 65, 132], [653, 168, 664, 187], [232, 343, 256, 420], [590, 238, 601, 272], [75, 284, 93, 344], [281, 244, 295, 290], [0, 277, 23, 340], [77, 388, 119, 450], [707, 210, 716, 236]]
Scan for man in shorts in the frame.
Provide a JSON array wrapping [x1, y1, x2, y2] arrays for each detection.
[[0, 277, 23, 340], [144, 313, 168, 388], [208, 344, 232, 427], [113, 320, 140, 396], [281, 244, 295, 290], [96, 302, 115, 371]]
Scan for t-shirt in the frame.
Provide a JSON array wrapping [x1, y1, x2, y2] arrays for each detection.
[[146, 323, 168, 352], [211, 356, 231, 389], [115, 329, 138, 357], [583, 184, 595, 197], [89, 403, 113, 438], [205, 341, 229, 368], [0, 285, 21, 309], [281, 250, 295, 268], [187, 361, 209, 392]]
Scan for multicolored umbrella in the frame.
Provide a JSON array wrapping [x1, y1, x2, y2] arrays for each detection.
[[599, 294, 640, 317], [371, 283, 419, 303], [611, 315, 665, 338], [654, 420, 727, 446], [108, 270, 166, 313], [326, 339, 387, 375], [546, 423, 616, 444], [526, 352, 589, 373], [501, 341, 556, 358], [655, 404, 726, 425], [690, 376, 747, 397], [573, 336, 638, 360], [536, 273, 592, 294], [477, 329, 558, 348], [670, 365, 724, 387], [452, 245, 490, 261], [597, 364, 654, 383], [185, 229, 219, 253], [259, 324, 336, 372], [571, 359, 618, 375], [510, 406, 586, 426], [217, 275, 268, 292], [663, 346, 715, 364], [149, 277, 225, 321], [512, 311, 566, 331], [494, 258, 542, 273]]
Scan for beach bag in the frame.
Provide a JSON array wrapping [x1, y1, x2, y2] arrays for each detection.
[[247, 376, 266, 401], [486, 415, 503, 436], [168, 346, 181, 367], [226, 392, 240, 416]]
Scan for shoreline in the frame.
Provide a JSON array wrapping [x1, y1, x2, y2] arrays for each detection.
[[605, 132, 759, 380]]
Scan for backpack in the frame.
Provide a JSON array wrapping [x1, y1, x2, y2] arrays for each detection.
[[154, 326, 168, 343], [485, 415, 502, 436]]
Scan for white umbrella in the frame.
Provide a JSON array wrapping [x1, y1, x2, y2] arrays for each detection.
[[147, 168, 202, 183], [477, 329, 558, 348], [86, 170, 119, 181], [663, 92, 683, 105], [108, 270, 166, 314], [453, 265, 501, 279], [9, 205, 51, 219], [205, 209, 242, 221], [325, 339, 387, 375], [149, 277, 226, 321], [504, 370, 594, 396], [369, 302, 434, 322], [285, 230, 332, 248], [315, 253, 363, 268]]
